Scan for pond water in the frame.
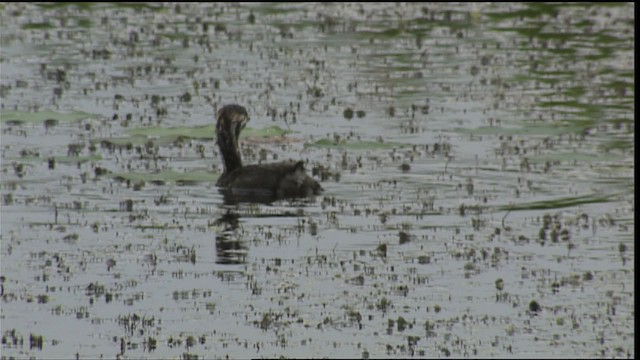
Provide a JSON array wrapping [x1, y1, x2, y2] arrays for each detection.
[[0, 2, 634, 359]]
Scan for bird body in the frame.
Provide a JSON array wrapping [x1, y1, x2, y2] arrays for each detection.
[[215, 105, 322, 202]]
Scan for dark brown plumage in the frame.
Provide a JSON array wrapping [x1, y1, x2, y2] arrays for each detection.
[[215, 104, 322, 202]]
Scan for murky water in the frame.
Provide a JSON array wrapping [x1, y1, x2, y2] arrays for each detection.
[[1, 3, 634, 359]]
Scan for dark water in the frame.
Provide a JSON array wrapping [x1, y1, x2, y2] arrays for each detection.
[[1, 3, 634, 358]]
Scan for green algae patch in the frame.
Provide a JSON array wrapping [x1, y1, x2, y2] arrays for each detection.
[[239, 125, 292, 138], [107, 169, 217, 184], [498, 193, 615, 212], [8, 155, 102, 164], [305, 138, 409, 150], [125, 124, 290, 141], [126, 125, 215, 140], [0, 110, 98, 124]]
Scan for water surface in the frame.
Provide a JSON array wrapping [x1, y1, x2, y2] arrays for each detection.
[[0, 3, 634, 359]]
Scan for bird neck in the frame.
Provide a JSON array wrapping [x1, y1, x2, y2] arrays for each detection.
[[218, 124, 243, 174]]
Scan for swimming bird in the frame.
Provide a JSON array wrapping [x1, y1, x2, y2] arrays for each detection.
[[215, 104, 322, 202]]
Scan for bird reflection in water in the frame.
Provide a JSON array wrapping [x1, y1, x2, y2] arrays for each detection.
[[213, 211, 248, 265], [213, 104, 322, 261]]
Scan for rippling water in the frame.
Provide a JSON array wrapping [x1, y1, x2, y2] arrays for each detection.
[[1, 3, 634, 358]]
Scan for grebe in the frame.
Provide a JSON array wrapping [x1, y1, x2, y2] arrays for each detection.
[[215, 104, 322, 202]]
